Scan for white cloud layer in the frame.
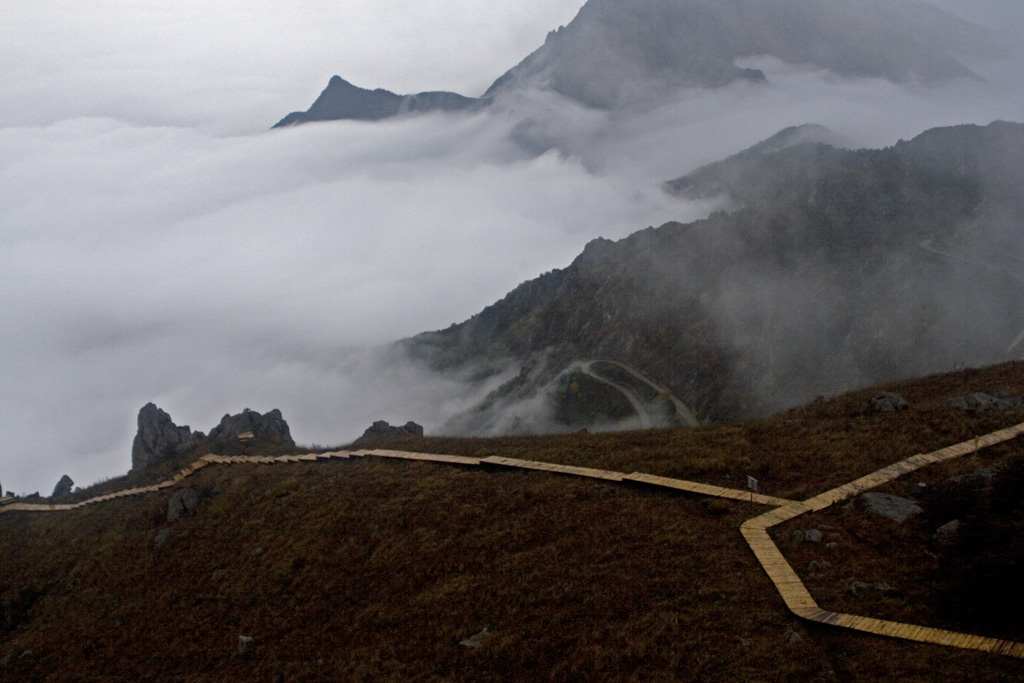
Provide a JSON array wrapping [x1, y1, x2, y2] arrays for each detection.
[[2, 2, 1024, 493]]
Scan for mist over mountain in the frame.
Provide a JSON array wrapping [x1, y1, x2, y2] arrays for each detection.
[[6, 1, 1024, 494], [485, 0, 997, 109], [404, 121, 1024, 434], [277, 0, 1004, 127]]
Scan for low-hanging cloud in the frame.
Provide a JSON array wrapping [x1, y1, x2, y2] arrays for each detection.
[[2, 2, 1024, 493]]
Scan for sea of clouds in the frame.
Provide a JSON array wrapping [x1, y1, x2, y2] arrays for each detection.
[[2, 1, 1023, 493]]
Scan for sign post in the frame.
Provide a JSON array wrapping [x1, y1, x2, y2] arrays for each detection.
[[747, 475, 758, 503]]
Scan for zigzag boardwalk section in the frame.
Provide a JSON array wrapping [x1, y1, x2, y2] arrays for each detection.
[[4, 424, 1024, 659], [742, 421, 1024, 659]]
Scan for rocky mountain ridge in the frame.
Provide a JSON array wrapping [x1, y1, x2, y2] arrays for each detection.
[[403, 120, 1024, 434], [275, 0, 1004, 126]]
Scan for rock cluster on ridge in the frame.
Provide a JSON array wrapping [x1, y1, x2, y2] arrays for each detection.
[[131, 403, 203, 472], [207, 408, 295, 454], [359, 420, 425, 440]]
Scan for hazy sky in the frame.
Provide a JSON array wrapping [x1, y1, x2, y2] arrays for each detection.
[[2, 1, 1024, 494]]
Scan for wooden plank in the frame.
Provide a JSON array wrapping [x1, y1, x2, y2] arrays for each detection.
[[624, 472, 793, 506], [481, 456, 624, 481]]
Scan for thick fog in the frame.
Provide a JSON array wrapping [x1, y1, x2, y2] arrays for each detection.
[[2, 1, 1024, 494]]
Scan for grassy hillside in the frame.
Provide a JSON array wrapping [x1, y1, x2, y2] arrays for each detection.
[[3, 362, 1024, 680]]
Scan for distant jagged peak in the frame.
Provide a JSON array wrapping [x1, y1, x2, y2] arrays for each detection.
[[272, 74, 479, 128]]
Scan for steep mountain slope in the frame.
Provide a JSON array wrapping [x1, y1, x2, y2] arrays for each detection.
[[274, 0, 1003, 126], [404, 121, 1024, 433], [484, 0, 995, 109]]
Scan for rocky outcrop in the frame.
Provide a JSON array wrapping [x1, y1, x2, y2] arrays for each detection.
[[946, 392, 1022, 416], [273, 76, 478, 127], [131, 403, 203, 472], [51, 475, 73, 499], [207, 408, 295, 454], [359, 420, 425, 440], [863, 392, 910, 415]]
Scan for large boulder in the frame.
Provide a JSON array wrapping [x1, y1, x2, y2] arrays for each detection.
[[859, 492, 923, 523], [207, 408, 295, 454], [51, 475, 73, 499], [131, 403, 203, 472]]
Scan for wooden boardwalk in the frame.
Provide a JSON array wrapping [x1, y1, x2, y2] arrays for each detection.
[[4, 423, 1024, 659], [741, 421, 1024, 658]]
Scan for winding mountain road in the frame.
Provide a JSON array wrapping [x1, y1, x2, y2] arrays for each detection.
[[575, 359, 702, 428]]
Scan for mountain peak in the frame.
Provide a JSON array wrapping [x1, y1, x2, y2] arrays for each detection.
[[272, 76, 478, 128], [482, 0, 991, 109]]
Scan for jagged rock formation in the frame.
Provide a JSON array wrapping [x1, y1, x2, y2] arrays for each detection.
[[207, 408, 295, 454], [131, 403, 203, 472], [51, 475, 73, 499], [359, 420, 425, 440], [273, 76, 478, 127]]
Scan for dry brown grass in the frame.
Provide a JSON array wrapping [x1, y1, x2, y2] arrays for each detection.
[[2, 362, 1024, 681]]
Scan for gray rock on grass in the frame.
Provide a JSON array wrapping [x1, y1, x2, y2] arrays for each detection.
[[863, 392, 909, 414], [167, 488, 201, 522], [859, 492, 922, 523], [946, 392, 1021, 416], [934, 519, 962, 546]]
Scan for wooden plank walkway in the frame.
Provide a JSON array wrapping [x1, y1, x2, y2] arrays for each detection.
[[4, 423, 1024, 658], [624, 472, 795, 507], [480, 456, 624, 481], [357, 450, 481, 467], [741, 421, 1024, 658]]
